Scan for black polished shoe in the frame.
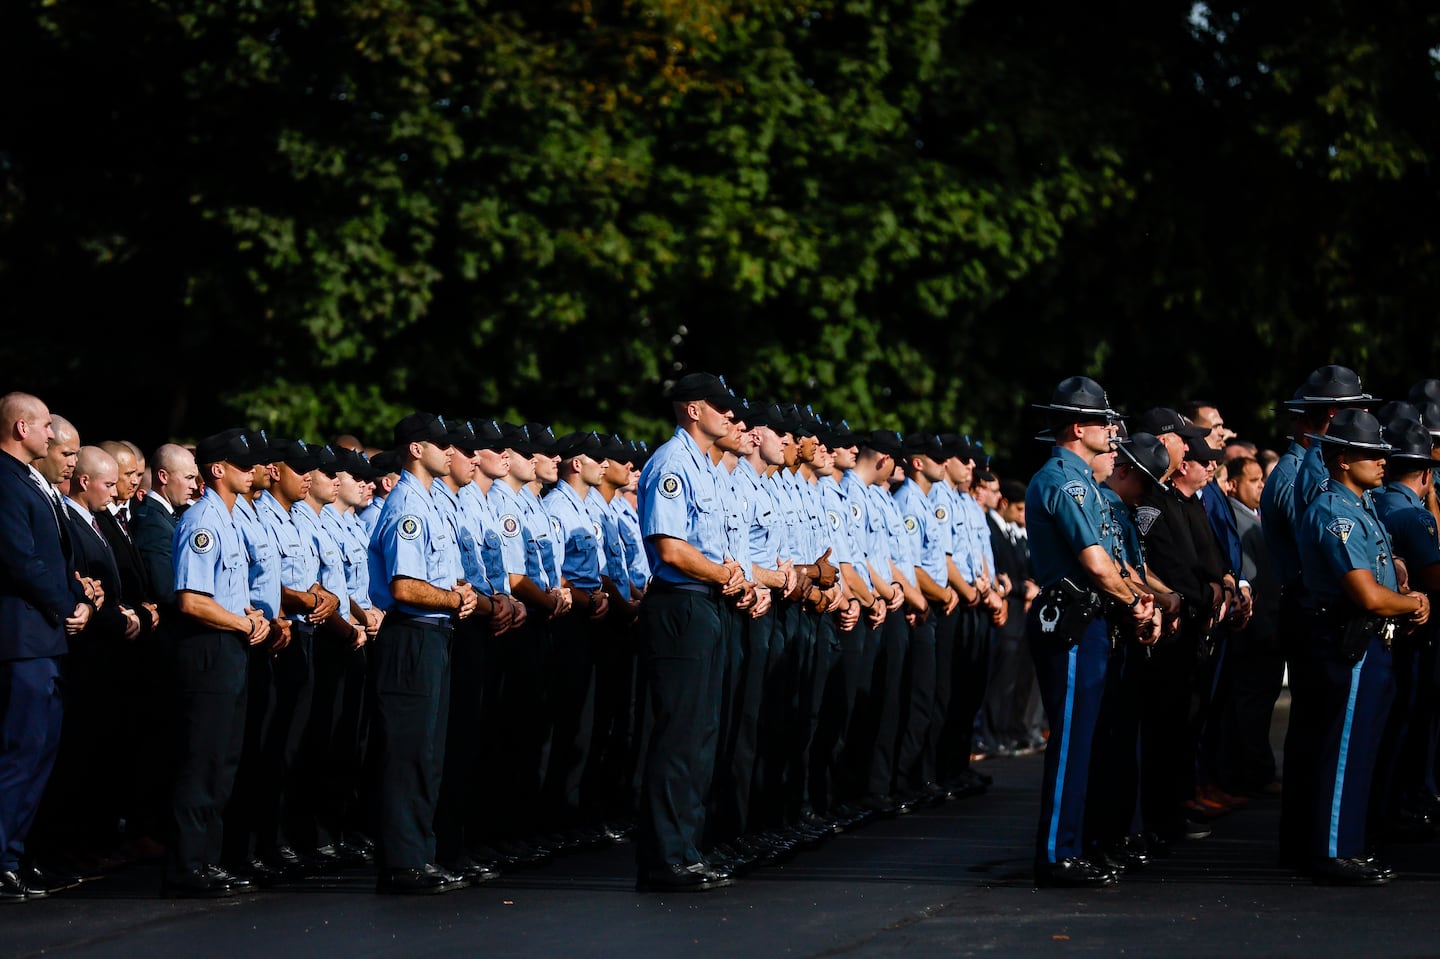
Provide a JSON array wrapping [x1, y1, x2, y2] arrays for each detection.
[[1312, 857, 1392, 886], [0, 870, 46, 902], [20, 861, 82, 893], [162, 867, 235, 899], [636, 862, 735, 893], [228, 858, 286, 887], [443, 858, 500, 884], [1100, 837, 1151, 873], [860, 793, 900, 817], [1035, 857, 1119, 888], [328, 841, 374, 868], [376, 866, 454, 895], [260, 845, 316, 879], [205, 864, 255, 893]]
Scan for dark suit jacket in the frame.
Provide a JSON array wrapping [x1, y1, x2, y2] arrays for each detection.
[[94, 506, 158, 631], [64, 503, 130, 642], [0, 450, 87, 660], [129, 494, 177, 607], [987, 511, 1029, 637]]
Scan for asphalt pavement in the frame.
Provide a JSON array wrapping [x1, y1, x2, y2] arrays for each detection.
[[10, 695, 1440, 959]]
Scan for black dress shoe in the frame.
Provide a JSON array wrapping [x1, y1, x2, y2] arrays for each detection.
[[1312, 857, 1392, 886], [0, 870, 46, 902], [205, 864, 254, 893], [329, 841, 374, 867], [442, 858, 500, 884], [1035, 857, 1118, 888], [1100, 837, 1151, 873], [635, 862, 735, 893], [163, 867, 235, 899], [21, 861, 82, 893], [228, 859, 286, 887], [260, 845, 315, 879], [376, 866, 454, 895]]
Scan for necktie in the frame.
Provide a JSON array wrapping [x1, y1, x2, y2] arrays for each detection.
[[116, 504, 131, 536]]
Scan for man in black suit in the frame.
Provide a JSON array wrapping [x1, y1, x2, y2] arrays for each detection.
[[131, 443, 197, 622], [0, 393, 92, 902]]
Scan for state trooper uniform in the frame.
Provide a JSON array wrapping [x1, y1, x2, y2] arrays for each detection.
[[166, 429, 266, 896], [366, 413, 466, 893], [1294, 410, 1423, 885], [635, 373, 737, 891], [1269, 366, 1377, 865], [1024, 378, 1128, 888], [1370, 418, 1440, 836]]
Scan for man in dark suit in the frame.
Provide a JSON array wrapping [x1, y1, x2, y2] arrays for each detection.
[[0, 392, 92, 902], [131, 443, 197, 621]]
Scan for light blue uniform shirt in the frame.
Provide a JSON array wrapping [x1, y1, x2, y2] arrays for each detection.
[[838, 469, 875, 589], [522, 486, 562, 588], [292, 501, 349, 606], [799, 474, 830, 563], [867, 484, 914, 588], [489, 481, 551, 589], [717, 465, 755, 583], [893, 478, 947, 583], [432, 480, 492, 595], [256, 489, 318, 592], [1260, 441, 1306, 587], [358, 495, 384, 536], [367, 470, 458, 619], [322, 503, 372, 610], [768, 469, 804, 564], [544, 481, 604, 591], [638, 427, 727, 587], [232, 496, 281, 619], [1025, 447, 1108, 588], [587, 488, 632, 598], [1298, 481, 1397, 603], [459, 482, 510, 595], [819, 475, 856, 569], [173, 487, 249, 614], [611, 495, 651, 595], [733, 460, 783, 575]]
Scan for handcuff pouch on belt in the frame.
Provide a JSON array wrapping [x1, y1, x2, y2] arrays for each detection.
[[1036, 578, 1103, 648]]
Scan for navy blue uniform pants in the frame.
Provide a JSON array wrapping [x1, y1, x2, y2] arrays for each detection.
[[0, 656, 63, 872], [1029, 611, 1110, 865]]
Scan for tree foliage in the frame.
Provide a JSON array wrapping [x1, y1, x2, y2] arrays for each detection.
[[4, 0, 1440, 469]]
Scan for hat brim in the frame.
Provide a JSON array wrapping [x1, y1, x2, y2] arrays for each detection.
[[1032, 403, 1124, 420], [1115, 443, 1171, 490], [1284, 393, 1380, 412], [1305, 432, 1396, 453]]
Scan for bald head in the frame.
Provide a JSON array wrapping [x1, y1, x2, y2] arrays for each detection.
[[73, 446, 119, 512], [153, 443, 199, 508], [0, 392, 54, 463], [37, 414, 81, 485], [100, 440, 143, 502]]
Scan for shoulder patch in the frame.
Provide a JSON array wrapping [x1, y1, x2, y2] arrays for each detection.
[[904, 515, 919, 534], [659, 473, 682, 499], [1062, 480, 1088, 506], [592, 520, 603, 540], [850, 502, 862, 520], [827, 509, 842, 531], [1134, 506, 1162, 537], [500, 514, 521, 537], [398, 515, 422, 541], [935, 505, 948, 522], [1319, 478, 1330, 493], [191, 528, 215, 554], [1426, 520, 1437, 541], [1327, 517, 1354, 544]]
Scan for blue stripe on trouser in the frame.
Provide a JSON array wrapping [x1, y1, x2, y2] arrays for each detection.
[[1029, 613, 1109, 864], [1313, 636, 1395, 860]]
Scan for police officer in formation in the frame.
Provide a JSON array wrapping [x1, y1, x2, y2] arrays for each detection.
[[13, 363, 1440, 903]]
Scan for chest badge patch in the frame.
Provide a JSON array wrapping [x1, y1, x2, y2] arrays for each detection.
[[904, 515, 919, 534], [1062, 480, 1087, 506], [935, 506, 948, 521], [1134, 506, 1161, 537], [501, 514, 520, 537], [191, 529, 215, 553], [399, 515, 422, 540], [1328, 518, 1354, 544], [659, 474, 682, 499], [850, 503, 862, 521], [827, 509, 842, 531]]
